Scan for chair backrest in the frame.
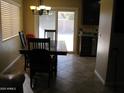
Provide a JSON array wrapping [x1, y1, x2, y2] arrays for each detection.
[[19, 32, 27, 49], [44, 29, 56, 41], [27, 38, 50, 50], [29, 49, 51, 72]]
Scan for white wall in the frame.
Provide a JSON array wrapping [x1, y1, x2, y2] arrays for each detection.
[[95, 0, 114, 84]]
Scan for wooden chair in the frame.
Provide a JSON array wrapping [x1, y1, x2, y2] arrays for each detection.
[[18, 32, 28, 49], [27, 38, 52, 88], [44, 29, 57, 41], [44, 30, 58, 76], [27, 38, 50, 51], [19, 32, 29, 71], [28, 49, 53, 88]]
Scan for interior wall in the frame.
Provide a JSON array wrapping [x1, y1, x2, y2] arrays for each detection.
[[0, 0, 23, 72], [23, 0, 39, 34], [95, 0, 113, 84]]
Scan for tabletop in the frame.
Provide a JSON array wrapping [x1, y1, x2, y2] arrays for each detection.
[[19, 40, 67, 55]]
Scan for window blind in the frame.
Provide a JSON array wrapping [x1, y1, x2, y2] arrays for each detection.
[[1, 0, 20, 41]]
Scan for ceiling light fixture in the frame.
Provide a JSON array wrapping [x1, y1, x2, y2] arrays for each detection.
[[30, 0, 51, 15]]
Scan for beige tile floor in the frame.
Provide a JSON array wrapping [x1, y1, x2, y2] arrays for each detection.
[[5, 54, 118, 93]]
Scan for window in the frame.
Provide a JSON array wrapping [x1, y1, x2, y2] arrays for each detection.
[[1, 0, 20, 41]]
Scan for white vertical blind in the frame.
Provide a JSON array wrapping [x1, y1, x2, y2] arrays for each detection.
[[1, 0, 20, 41]]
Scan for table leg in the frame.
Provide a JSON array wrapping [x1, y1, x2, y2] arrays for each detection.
[[52, 55, 58, 77]]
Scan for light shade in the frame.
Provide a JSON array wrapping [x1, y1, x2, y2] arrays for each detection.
[[45, 6, 51, 10], [39, 5, 45, 9], [30, 6, 36, 10]]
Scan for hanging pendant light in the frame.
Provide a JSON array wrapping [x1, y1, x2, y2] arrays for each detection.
[[30, 0, 51, 15]]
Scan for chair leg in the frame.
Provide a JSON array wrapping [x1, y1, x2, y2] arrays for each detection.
[[52, 55, 57, 77], [30, 72, 34, 88], [24, 56, 27, 71]]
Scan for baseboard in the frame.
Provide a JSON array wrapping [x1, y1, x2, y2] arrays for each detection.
[[95, 70, 105, 85], [1, 55, 22, 74]]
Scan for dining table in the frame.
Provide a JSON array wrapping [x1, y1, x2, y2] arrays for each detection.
[[19, 40, 67, 77]]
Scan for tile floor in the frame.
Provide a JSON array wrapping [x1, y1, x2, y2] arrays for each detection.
[[5, 54, 117, 93]]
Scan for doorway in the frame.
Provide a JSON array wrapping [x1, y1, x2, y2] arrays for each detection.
[[57, 11, 75, 52]]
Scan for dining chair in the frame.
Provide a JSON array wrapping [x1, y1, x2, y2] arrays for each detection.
[[44, 29, 57, 41], [27, 38, 50, 50], [44, 30, 57, 76], [18, 31, 28, 49], [19, 32, 29, 71], [28, 49, 53, 88]]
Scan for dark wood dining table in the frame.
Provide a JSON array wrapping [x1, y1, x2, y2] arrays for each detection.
[[19, 40, 67, 76]]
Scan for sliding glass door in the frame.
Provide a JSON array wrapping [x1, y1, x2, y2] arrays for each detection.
[[38, 9, 77, 53], [57, 11, 75, 52]]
